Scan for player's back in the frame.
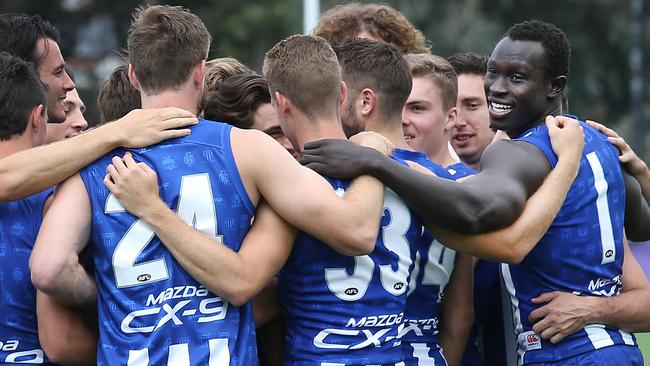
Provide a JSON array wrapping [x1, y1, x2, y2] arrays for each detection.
[[0, 189, 52, 365], [79, 119, 257, 366], [279, 148, 428, 366], [506, 119, 634, 363]]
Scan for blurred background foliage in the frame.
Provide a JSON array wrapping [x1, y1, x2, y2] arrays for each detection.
[[1, 0, 648, 159]]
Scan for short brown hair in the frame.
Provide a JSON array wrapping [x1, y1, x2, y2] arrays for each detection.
[[98, 64, 141, 123], [205, 57, 255, 91], [334, 39, 412, 119], [313, 3, 429, 54], [203, 73, 271, 129], [405, 53, 457, 111], [263, 35, 341, 121], [127, 5, 210, 94]]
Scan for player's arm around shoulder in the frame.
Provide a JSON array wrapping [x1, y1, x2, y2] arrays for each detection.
[[231, 127, 386, 256], [30, 173, 96, 305], [105, 154, 296, 306], [0, 107, 197, 202]]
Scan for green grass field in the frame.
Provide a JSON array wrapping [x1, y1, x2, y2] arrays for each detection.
[[637, 332, 650, 362]]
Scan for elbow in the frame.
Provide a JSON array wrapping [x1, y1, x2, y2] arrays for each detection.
[[30, 263, 60, 295], [339, 226, 377, 256], [224, 289, 252, 307]]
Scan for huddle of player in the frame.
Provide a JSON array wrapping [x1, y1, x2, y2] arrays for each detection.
[[1, 3, 650, 366]]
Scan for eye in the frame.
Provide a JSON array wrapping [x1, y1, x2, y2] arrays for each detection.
[[510, 74, 525, 81]]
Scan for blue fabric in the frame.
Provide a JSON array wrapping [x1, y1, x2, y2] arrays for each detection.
[[0, 188, 53, 365], [80, 119, 257, 365]]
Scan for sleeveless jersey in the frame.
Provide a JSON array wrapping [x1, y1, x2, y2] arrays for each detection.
[[401, 153, 466, 365], [279, 148, 432, 366], [504, 119, 635, 364], [0, 188, 53, 365], [79, 119, 257, 366]]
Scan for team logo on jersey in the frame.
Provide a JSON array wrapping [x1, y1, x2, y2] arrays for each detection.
[[162, 156, 177, 170], [183, 152, 195, 167], [518, 331, 542, 351], [137, 274, 152, 282], [344, 287, 359, 296]]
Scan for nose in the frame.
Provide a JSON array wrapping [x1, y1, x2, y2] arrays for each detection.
[[73, 115, 89, 132], [62, 69, 76, 92], [279, 136, 297, 159], [486, 74, 507, 97]]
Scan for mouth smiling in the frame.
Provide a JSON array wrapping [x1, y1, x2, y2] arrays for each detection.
[[488, 100, 514, 118]]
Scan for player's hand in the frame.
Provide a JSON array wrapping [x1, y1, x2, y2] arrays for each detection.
[[103, 152, 166, 219], [529, 291, 594, 344], [300, 139, 382, 179], [349, 131, 394, 156], [110, 107, 198, 148], [547, 115, 584, 163], [587, 120, 648, 176]]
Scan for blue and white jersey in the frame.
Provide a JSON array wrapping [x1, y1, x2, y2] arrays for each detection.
[[445, 162, 476, 180], [79, 119, 257, 366], [399, 151, 464, 365], [505, 119, 635, 364], [0, 188, 52, 365], [279, 148, 431, 366]]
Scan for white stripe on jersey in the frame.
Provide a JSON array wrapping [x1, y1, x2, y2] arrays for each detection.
[[209, 339, 230, 366], [500, 269, 519, 366], [500, 263, 525, 366], [584, 324, 615, 349], [586, 152, 617, 265], [168, 343, 190, 365], [412, 343, 436, 365], [620, 330, 635, 346], [127, 349, 149, 366]]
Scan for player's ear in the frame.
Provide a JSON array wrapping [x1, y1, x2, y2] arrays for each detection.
[[359, 88, 376, 117], [193, 60, 206, 90], [548, 75, 566, 99], [28, 104, 46, 140], [338, 81, 347, 111], [445, 106, 458, 131], [128, 64, 142, 92], [275, 91, 291, 116]]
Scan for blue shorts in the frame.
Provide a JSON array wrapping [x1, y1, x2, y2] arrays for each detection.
[[527, 345, 643, 366]]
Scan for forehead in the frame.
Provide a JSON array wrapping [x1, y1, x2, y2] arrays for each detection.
[[251, 103, 279, 130], [457, 74, 485, 97], [488, 37, 546, 72], [35, 38, 64, 69], [408, 76, 444, 102]]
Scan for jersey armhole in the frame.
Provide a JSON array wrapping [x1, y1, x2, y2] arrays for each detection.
[[222, 126, 255, 216]]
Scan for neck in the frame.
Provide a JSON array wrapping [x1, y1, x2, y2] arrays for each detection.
[[507, 104, 562, 139], [0, 135, 33, 159], [294, 115, 347, 152], [364, 118, 411, 151], [141, 89, 200, 115], [429, 137, 457, 167]]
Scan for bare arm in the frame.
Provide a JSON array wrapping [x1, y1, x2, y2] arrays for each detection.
[[235, 128, 387, 255], [30, 174, 96, 305], [438, 254, 474, 366], [301, 137, 549, 234], [37, 291, 97, 366], [529, 236, 650, 343], [0, 108, 197, 201], [430, 116, 582, 260], [104, 154, 296, 305]]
